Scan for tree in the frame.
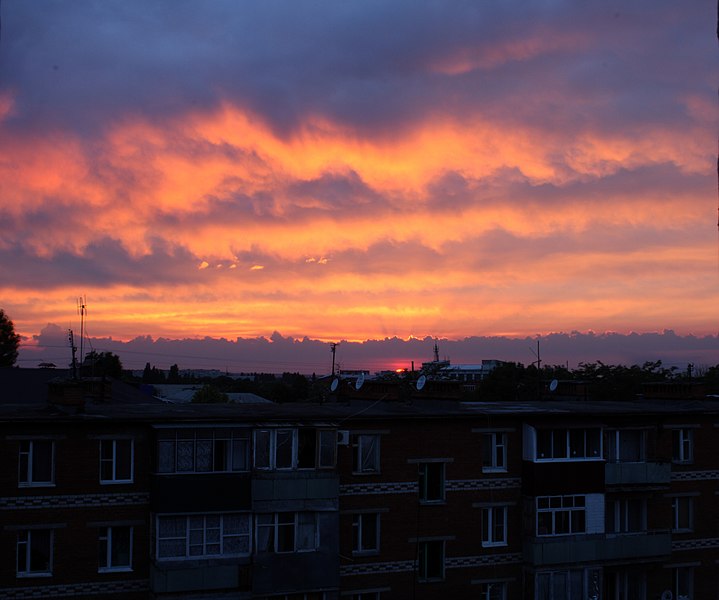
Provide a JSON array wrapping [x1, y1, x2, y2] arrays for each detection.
[[80, 351, 123, 378], [191, 384, 229, 404], [0, 309, 20, 367], [168, 364, 180, 384]]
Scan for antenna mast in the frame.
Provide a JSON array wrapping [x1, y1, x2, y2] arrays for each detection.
[[68, 329, 78, 379], [77, 296, 87, 365], [330, 342, 338, 376]]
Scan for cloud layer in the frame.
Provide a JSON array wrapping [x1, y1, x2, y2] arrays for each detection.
[[1, 1, 716, 358]]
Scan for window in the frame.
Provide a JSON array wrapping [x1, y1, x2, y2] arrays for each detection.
[[298, 428, 337, 469], [674, 566, 693, 600], [256, 513, 318, 553], [671, 497, 693, 532], [606, 570, 646, 600], [606, 430, 644, 463], [536, 570, 583, 600], [156, 513, 251, 559], [98, 526, 132, 572], [536, 496, 586, 536], [672, 429, 693, 464], [255, 428, 332, 471], [482, 433, 507, 472], [536, 428, 601, 461], [352, 513, 379, 554], [17, 529, 52, 577], [100, 439, 133, 483], [352, 434, 380, 474], [157, 428, 250, 473], [417, 540, 444, 581], [481, 506, 507, 546], [606, 498, 646, 533], [478, 582, 506, 600], [18, 440, 54, 487], [418, 463, 444, 503]]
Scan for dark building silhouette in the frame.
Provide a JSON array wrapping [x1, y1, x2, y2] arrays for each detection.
[[1, 369, 718, 599]]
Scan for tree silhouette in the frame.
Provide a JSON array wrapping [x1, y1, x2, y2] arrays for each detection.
[[0, 309, 20, 367]]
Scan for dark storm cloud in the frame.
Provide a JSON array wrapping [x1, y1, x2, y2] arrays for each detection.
[[0, 238, 201, 288], [1, 1, 711, 136]]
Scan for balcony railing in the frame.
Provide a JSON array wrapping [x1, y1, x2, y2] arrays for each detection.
[[604, 461, 670, 486], [524, 530, 671, 566]]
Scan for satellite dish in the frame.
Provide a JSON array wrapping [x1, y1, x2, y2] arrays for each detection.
[[355, 373, 365, 390], [416, 375, 426, 391], [330, 378, 339, 392], [661, 591, 673, 600], [549, 379, 558, 392]]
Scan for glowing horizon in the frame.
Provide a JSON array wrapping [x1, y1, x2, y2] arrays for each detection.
[[1, 1, 716, 357]]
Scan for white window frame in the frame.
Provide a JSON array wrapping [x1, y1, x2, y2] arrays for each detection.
[[156, 513, 251, 560], [157, 428, 251, 474], [672, 428, 694, 464], [478, 581, 507, 600], [671, 496, 694, 532], [535, 428, 602, 462], [352, 513, 380, 555], [536, 495, 586, 537], [609, 570, 646, 600], [255, 512, 318, 554], [606, 429, 645, 463], [353, 434, 380, 474], [418, 462, 445, 503], [536, 569, 589, 599], [297, 428, 337, 470], [17, 529, 53, 577], [254, 429, 298, 471], [98, 526, 133, 572], [18, 440, 55, 487], [481, 506, 508, 547], [417, 540, 444, 582], [482, 432, 507, 473], [99, 439, 134, 484], [674, 566, 693, 600], [607, 498, 647, 534]]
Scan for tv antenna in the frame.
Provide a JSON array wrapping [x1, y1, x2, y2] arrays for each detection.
[[77, 296, 87, 364], [68, 329, 78, 379], [329, 342, 338, 376]]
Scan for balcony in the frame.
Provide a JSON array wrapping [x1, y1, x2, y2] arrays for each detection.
[[524, 530, 671, 566], [604, 462, 670, 486]]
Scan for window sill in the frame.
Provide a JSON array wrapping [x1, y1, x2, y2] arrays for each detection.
[[17, 572, 52, 578], [481, 541, 508, 548], [352, 550, 380, 557], [419, 500, 446, 506], [98, 567, 133, 573], [18, 483, 55, 489], [100, 480, 134, 485], [482, 467, 508, 474], [351, 471, 381, 476]]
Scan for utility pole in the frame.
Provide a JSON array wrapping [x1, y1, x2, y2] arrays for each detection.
[[330, 342, 338, 376], [68, 329, 78, 379]]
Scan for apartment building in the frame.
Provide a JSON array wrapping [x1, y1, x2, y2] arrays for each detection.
[[1, 368, 718, 599]]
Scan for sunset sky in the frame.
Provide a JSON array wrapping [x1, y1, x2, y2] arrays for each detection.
[[1, 1, 717, 370]]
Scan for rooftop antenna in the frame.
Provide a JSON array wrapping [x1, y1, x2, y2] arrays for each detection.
[[68, 329, 78, 379], [330, 342, 338, 376], [77, 296, 87, 365]]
